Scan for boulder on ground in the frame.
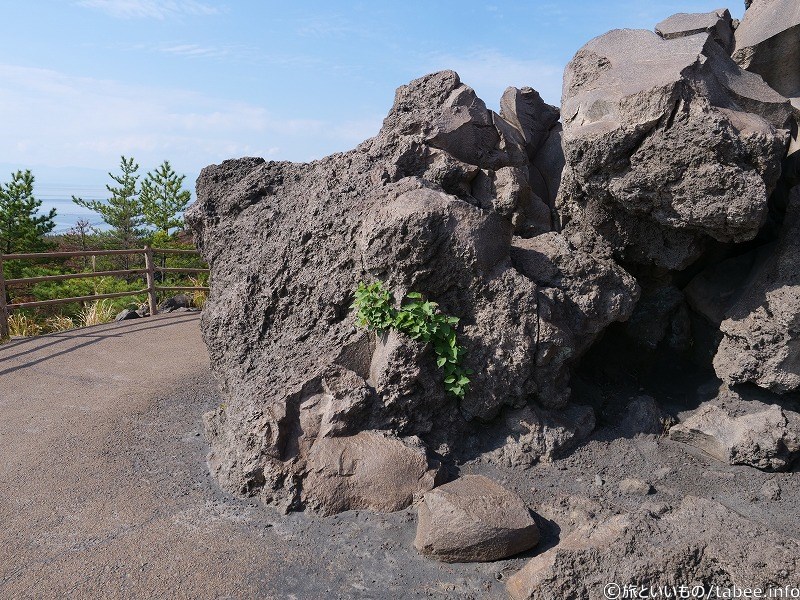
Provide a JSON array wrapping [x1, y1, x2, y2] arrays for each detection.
[[669, 386, 800, 471], [714, 190, 800, 393], [187, 71, 634, 512], [114, 308, 140, 321], [158, 293, 192, 313], [558, 28, 792, 270], [414, 475, 539, 562], [656, 9, 735, 53], [507, 496, 800, 599], [302, 431, 441, 516]]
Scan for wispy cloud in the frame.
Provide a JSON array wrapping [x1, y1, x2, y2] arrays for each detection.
[[0, 64, 383, 173], [295, 14, 362, 38], [425, 50, 563, 108], [76, 0, 221, 20]]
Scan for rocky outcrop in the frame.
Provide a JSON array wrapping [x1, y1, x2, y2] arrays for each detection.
[[414, 475, 539, 562], [507, 496, 800, 599], [187, 70, 638, 514], [558, 28, 792, 270], [713, 190, 800, 393]]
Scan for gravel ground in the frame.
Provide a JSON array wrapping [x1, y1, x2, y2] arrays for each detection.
[[2, 314, 797, 599]]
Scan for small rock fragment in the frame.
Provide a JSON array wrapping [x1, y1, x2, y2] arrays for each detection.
[[618, 478, 654, 495]]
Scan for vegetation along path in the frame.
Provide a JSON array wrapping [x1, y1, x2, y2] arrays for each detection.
[[0, 313, 511, 599]]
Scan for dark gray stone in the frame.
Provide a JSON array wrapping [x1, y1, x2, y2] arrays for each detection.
[[114, 308, 140, 322]]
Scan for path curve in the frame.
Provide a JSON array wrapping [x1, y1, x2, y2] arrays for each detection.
[[0, 313, 503, 599]]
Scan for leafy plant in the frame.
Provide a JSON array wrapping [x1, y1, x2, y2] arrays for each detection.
[[353, 280, 472, 398]]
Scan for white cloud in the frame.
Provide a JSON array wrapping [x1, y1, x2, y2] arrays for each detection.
[[76, 0, 220, 19], [0, 64, 377, 174], [426, 50, 564, 108]]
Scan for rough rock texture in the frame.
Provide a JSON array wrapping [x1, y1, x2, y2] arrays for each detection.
[[414, 475, 539, 562], [714, 191, 800, 392], [507, 495, 800, 599], [669, 385, 800, 471], [477, 403, 596, 469], [186, 70, 637, 513], [656, 9, 735, 53], [733, 0, 800, 114], [684, 244, 774, 326], [558, 28, 792, 270]]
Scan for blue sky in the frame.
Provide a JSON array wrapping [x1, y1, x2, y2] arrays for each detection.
[[0, 0, 743, 230]]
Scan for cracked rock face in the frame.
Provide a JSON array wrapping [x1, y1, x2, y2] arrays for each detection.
[[187, 71, 638, 514], [558, 28, 792, 270]]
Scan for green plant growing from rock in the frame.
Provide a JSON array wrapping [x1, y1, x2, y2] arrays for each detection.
[[353, 280, 472, 398]]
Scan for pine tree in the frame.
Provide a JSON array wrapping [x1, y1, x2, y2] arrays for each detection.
[[72, 156, 145, 249], [140, 160, 191, 236], [0, 170, 57, 255]]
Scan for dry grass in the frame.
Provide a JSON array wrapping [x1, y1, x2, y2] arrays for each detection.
[[45, 314, 75, 333], [188, 275, 207, 309], [79, 299, 116, 327], [8, 313, 43, 337]]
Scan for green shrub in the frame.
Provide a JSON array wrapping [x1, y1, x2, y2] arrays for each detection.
[[353, 280, 472, 398]]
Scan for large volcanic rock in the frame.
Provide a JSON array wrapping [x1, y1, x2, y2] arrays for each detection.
[[186, 71, 638, 513], [558, 28, 792, 270], [733, 0, 800, 114], [713, 189, 800, 393]]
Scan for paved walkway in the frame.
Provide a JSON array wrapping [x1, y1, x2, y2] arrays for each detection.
[[0, 313, 502, 599]]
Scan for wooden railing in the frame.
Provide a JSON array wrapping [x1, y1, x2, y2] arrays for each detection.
[[0, 246, 209, 339]]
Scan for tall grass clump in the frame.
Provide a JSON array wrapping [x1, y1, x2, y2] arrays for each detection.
[[79, 299, 116, 327], [8, 313, 43, 337]]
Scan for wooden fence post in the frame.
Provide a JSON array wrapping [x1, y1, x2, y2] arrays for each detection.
[[144, 246, 158, 317], [0, 254, 9, 340]]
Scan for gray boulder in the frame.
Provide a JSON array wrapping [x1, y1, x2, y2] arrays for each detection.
[[507, 496, 800, 599], [158, 293, 192, 313], [414, 475, 539, 562], [669, 386, 800, 471], [187, 71, 636, 513], [656, 9, 735, 53], [114, 308, 140, 321], [714, 190, 800, 393], [558, 28, 792, 270], [733, 0, 800, 114]]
